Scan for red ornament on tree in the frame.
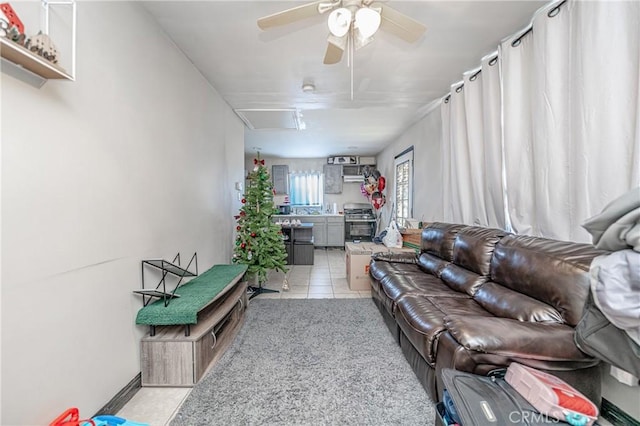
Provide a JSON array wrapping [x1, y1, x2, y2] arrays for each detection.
[[236, 225, 241, 231], [251, 232, 257, 237], [240, 211, 246, 216], [241, 243, 246, 249], [241, 198, 246, 204]]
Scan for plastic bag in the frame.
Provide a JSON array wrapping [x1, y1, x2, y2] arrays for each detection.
[[382, 220, 403, 248]]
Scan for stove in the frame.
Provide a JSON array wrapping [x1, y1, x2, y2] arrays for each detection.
[[343, 203, 377, 241]]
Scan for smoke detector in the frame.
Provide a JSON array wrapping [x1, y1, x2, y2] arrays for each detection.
[[302, 82, 315, 93]]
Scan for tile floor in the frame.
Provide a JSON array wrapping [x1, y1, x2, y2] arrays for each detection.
[[117, 248, 370, 425]]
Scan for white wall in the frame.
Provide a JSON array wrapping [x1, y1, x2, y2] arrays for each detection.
[[376, 107, 443, 231], [244, 155, 371, 210], [0, 3, 244, 425]]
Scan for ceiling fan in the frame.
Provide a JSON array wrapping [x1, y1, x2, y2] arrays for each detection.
[[257, 0, 426, 65]]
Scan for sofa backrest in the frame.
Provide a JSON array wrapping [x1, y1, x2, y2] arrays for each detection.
[[439, 226, 508, 296], [419, 223, 468, 278], [421, 223, 466, 260], [489, 234, 606, 326], [452, 226, 509, 276]]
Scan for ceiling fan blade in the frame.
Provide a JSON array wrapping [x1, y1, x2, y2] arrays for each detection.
[[378, 4, 426, 43], [258, 1, 326, 30], [324, 35, 346, 64]]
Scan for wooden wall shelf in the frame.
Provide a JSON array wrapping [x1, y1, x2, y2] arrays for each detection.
[[1, 37, 72, 81]]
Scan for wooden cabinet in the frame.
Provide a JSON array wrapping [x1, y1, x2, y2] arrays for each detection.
[[272, 165, 289, 195], [327, 217, 345, 247], [140, 281, 247, 386], [323, 165, 343, 194], [274, 215, 345, 247], [305, 217, 327, 246]]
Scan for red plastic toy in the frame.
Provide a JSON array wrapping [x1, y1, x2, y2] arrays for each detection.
[[0, 3, 25, 33], [49, 408, 95, 426]]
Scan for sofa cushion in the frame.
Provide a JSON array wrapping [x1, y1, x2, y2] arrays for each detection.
[[417, 253, 450, 277], [440, 264, 488, 296], [451, 226, 509, 276], [371, 252, 417, 264], [444, 315, 597, 363], [491, 234, 606, 326], [421, 223, 466, 261], [395, 296, 445, 365], [473, 282, 563, 323], [369, 259, 420, 282], [380, 273, 466, 303], [397, 296, 493, 366], [429, 297, 494, 318]]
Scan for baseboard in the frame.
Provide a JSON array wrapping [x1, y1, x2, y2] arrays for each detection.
[[601, 398, 640, 426], [94, 373, 142, 416]]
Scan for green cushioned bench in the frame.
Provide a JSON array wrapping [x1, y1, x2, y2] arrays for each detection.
[[136, 264, 248, 327]]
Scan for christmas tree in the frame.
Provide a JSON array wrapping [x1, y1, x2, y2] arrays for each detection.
[[233, 153, 288, 291]]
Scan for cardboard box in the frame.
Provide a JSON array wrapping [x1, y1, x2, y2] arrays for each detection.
[[345, 242, 414, 291], [401, 228, 423, 250]]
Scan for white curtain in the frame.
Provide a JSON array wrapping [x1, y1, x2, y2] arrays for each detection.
[[290, 171, 323, 206], [501, 27, 536, 236], [569, 0, 640, 242], [463, 68, 489, 226], [441, 65, 506, 228], [448, 83, 475, 224], [480, 53, 506, 229], [502, 2, 572, 238], [441, 0, 640, 241], [441, 96, 453, 221]]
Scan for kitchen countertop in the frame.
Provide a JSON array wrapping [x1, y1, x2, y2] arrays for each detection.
[[274, 214, 344, 217], [277, 223, 314, 228]]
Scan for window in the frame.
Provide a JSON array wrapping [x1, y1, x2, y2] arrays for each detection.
[[290, 171, 324, 206], [394, 147, 413, 226]]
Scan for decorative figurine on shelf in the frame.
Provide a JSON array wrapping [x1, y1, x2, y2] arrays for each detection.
[[26, 31, 59, 64]]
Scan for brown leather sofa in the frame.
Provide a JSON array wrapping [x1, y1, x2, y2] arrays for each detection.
[[369, 222, 606, 404]]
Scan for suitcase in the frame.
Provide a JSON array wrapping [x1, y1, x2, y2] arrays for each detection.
[[440, 368, 563, 425]]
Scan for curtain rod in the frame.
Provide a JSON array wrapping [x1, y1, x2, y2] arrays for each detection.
[[469, 69, 482, 81], [511, 0, 566, 47], [443, 1, 566, 105]]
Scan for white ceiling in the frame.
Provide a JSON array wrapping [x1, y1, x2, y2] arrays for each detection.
[[142, 1, 546, 158]]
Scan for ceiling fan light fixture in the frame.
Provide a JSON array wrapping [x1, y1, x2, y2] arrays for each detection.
[[353, 28, 374, 50], [355, 7, 381, 39], [328, 8, 352, 37]]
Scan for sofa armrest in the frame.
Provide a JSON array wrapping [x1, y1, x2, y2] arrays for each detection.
[[371, 252, 418, 264], [444, 315, 593, 362]]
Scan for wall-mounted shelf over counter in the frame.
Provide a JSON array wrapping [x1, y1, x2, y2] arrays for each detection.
[[0, 37, 72, 80], [0, 0, 77, 87]]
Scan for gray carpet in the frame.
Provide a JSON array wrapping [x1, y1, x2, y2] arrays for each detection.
[[171, 298, 435, 425]]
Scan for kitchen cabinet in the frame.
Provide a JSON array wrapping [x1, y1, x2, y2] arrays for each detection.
[[305, 216, 327, 247], [272, 165, 289, 195], [323, 165, 343, 194], [273, 215, 345, 247], [327, 217, 345, 246]]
